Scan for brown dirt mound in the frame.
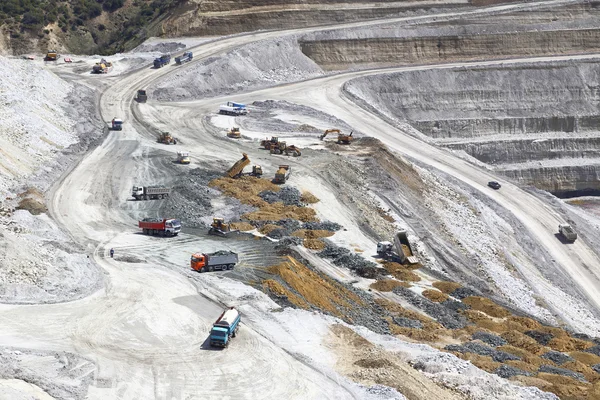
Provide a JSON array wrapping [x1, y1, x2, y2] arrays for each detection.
[[507, 316, 542, 331], [570, 351, 600, 366], [303, 238, 325, 250], [16, 187, 47, 215], [300, 191, 319, 204], [462, 296, 511, 318], [267, 256, 363, 318], [375, 298, 433, 324], [370, 279, 410, 292], [421, 289, 449, 303], [381, 263, 421, 281], [432, 281, 462, 294], [331, 324, 374, 349], [548, 336, 593, 352], [354, 358, 393, 369], [259, 224, 280, 235], [501, 331, 543, 355], [457, 353, 501, 373], [230, 222, 254, 231], [243, 202, 317, 222], [390, 326, 440, 342], [262, 279, 308, 309], [210, 176, 279, 205], [292, 229, 334, 239], [561, 360, 599, 382]]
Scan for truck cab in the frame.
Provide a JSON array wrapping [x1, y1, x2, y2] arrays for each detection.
[[558, 224, 577, 242], [165, 219, 181, 235], [111, 118, 123, 131]]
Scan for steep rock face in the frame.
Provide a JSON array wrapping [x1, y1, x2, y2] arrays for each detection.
[[444, 137, 600, 165], [345, 62, 600, 195], [499, 164, 600, 195], [300, 28, 600, 70]]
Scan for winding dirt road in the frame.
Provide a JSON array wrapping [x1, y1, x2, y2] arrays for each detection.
[[1, 0, 599, 397]]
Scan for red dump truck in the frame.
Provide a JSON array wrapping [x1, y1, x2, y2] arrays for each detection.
[[138, 218, 181, 236]]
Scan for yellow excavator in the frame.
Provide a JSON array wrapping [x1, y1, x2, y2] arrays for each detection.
[[320, 129, 353, 144]]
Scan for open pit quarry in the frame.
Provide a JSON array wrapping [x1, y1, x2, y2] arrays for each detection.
[[3, 0, 600, 399]]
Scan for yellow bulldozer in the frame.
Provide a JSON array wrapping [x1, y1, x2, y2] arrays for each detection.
[[320, 129, 353, 144], [209, 217, 239, 236], [44, 50, 58, 61], [158, 131, 177, 145], [227, 127, 241, 138]]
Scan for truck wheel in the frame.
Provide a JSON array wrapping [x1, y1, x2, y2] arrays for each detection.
[[164, 193, 169, 198], [208, 266, 214, 272], [143, 229, 148, 235], [143, 195, 148, 200], [200, 267, 206, 273], [227, 264, 234, 270]]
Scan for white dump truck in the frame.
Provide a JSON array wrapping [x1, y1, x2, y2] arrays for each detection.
[[219, 102, 248, 116], [558, 224, 577, 242], [131, 186, 171, 200]]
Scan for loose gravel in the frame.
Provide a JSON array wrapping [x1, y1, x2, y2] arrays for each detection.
[[441, 299, 470, 312], [541, 350, 574, 365], [318, 243, 381, 279], [525, 330, 553, 345], [302, 221, 342, 231], [392, 287, 468, 329], [449, 287, 479, 300], [392, 317, 423, 329], [446, 342, 520, 362], [585, 345, 600, 356], [472, 331, 507, 347], [259, 186, 302, 206], [538, 365, 587, 382], [494, 365, 532, 379]]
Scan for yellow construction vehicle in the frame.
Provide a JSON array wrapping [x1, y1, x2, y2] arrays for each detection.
[[209, 217, 239, 236], [251, 165, 263, 177], [273, 165, 291, 184], [320, 128, 353, 144], [158, 131, 177, 145], [269, 141, 301, 157], [44, 50, 58, 61], [227, 127, 241, 138], [260, 136, 280, 151], [226, 153, 251, 178], [176, 151, 191, 164]]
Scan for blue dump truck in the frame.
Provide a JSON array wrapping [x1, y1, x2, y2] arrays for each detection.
[[153, 54, 171, 68], [175, 51, 193, 64], [210, 307, 241, 347]]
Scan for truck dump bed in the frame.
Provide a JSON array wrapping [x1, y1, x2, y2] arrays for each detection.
[[226, 153, 250, 178], [207, 250, 238, 265]]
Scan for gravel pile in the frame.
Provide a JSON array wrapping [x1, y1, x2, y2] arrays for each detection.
[[318, 243, 381, 279], [538, 365, 587, 382], [472, 331, 507, 347], [494, 365, 532, 379], [263, 219, 302, 239], [449, 287, 479, 299], [163, 167, 232, 227], [392, 317, 423, 329], [441, 299, 469, 312], [132, 41, 186, 53], [445, 342, 520, 362], [275, 236, 303, 249], [392, 287, 468, 329], [302, 221, 342, 231], [525, 330, 553, 345], [541, 350, 574, 365], [592, 364, 600, 374], [259, 187, 302, 206], [585, 345, 600, 356]]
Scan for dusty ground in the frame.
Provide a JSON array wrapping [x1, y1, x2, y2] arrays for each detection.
[[2, 0, 600, 399]]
